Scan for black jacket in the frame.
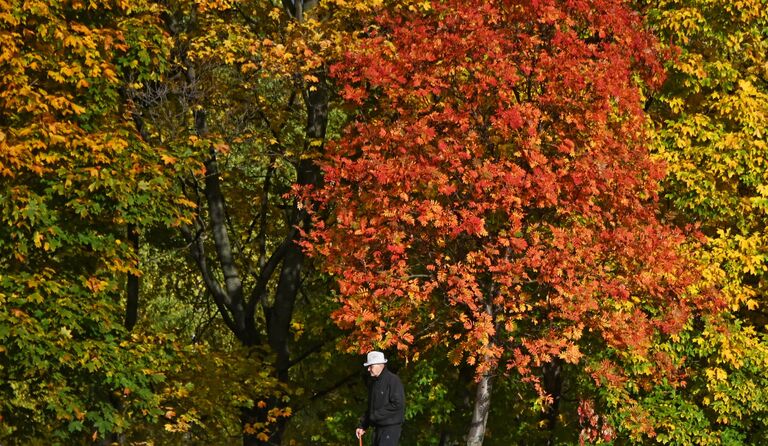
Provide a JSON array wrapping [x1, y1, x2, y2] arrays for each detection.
[[359, 367, 405, 429]]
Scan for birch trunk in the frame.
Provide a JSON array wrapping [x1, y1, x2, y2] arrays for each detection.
[[466, 370, 493, 446]]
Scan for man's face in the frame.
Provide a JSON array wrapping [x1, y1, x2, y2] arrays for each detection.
[[367, 363, 385, 377]]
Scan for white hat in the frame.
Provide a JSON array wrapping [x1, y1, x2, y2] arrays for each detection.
[[363, 351, 387, 367]]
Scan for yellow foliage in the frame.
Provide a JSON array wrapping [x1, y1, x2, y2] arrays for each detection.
[[649, 0, 768, 315]]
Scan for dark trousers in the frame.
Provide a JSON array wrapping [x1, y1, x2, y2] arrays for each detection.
[[373, 424, 401, 446]]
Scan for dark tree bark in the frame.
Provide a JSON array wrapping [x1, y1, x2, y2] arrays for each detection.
[[267, 73, 327, 378], [257, 70, 328, 446], [542, 358, 563, 446]]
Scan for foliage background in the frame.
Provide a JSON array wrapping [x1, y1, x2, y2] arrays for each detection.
[[1, 0, 767, 445]]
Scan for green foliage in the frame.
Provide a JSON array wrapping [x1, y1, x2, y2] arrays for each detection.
[[406, 359, 457, 427], [0, 274, 172, 442], [591, 317, 768, 445], [0, 0, 191, 441]]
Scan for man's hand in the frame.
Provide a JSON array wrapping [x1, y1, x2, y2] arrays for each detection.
[[355, 427, 366, 439]]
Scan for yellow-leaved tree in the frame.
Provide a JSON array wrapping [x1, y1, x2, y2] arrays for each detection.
[[0, 0, 194, 442], [637, 0, 768, 443]]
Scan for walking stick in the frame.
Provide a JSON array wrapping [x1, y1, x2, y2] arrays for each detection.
[[359, 434, 363, 446]]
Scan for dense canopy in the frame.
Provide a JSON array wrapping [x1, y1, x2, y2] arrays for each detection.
[[1, 0, 767, 445]]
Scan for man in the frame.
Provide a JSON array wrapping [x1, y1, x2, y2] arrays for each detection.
[[355, 351, 405, 446]]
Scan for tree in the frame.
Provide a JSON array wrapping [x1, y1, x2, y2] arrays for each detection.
[[0, 0, 190, 442], [633, 0, 768, 442], [125, 0, 386, 443], [304, 0, 716, 444], [645, 0, 768, 318]]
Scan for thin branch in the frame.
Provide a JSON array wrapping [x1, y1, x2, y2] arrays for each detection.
[[310, 371, 359, 402], [233, 3, 261, 32], [286, 340, 329, 370]]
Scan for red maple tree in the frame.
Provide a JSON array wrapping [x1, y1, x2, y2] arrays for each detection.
[[302, 0, 718, 442]]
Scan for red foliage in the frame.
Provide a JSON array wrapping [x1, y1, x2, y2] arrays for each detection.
[[303, 0, 711, 385]]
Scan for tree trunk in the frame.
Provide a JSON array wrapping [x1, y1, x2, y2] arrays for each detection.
[[266, 71, 327, 374], [466, 290, 499, 446], [542, 359, 563, 446], [157, 5, 329, 445], [466, 371, 493, 446], [269, 245, 302, 380], [253, 65, 327, 446]]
